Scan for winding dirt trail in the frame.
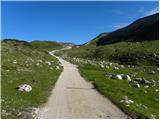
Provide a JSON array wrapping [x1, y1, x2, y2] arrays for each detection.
[[38, 50, 127, 119]]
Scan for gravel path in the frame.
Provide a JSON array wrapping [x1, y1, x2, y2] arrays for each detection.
[[38, 50, 128, 119]]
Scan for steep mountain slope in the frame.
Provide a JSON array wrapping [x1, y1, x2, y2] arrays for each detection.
[[97, 13, 159, 45]]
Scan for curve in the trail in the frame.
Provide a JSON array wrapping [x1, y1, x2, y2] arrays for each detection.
[[38, 50, 128, 119]]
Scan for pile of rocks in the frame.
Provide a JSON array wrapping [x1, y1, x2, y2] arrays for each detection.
[[134, 78, 151, 84], [107, 73, 131, 81]]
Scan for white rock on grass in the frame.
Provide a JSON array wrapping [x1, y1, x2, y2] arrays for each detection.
[[105, 65, 109, 69], [100, 64, 104, 68], [113, 66, 119, 70], [36, 63, 40, 66], [150, 71, 155, 74], [110, 74, 131, 81], [111, 75, 122, 80], [150, 114, 156, 119], [120, 96, 134, 105], [108, 63, 113, 66], [121, 74, 131, 81], [18, 84, 32, 92], [155, 89, 158, 92], [144, 85, 149, 88], [1, 110, 11, 116], [45, 61, 51, 66], [120, 65, 125, 68], [134, 83, 140, 88], [144, 90, 148, 93], [13, 60, 17, 64], [56, 66, 60, 70]]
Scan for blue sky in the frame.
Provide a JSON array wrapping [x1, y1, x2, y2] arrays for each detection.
[[1, 1, 159, 44]]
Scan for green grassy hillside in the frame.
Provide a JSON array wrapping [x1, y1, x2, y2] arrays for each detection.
[[1, 39, 63, 118], [55, 40, 159, 66], [30, 40, 64, 51], [79, 64, 159, 119]]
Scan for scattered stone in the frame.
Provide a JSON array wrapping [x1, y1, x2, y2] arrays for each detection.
[[150, 114, 156, 119], [133, 83, 140, 88], [136, 104, 148, 109], [134, 78, 143, 82], [144, 90, 147, 93], [13, 60, 17, 64], [153, 53, 157, 57], [113, 66, 119, 70], [108, 63, 113, 66], [120, 96, 134, 105], [144, 85, 149, 88], [17, 112, 22, 116], [155, 89, 158, 92], [134, 78, 151, 84], [36, 63, 40, 66], [1, 110, 10, 116], [105, 66, 109, 69], [149, 71, 155, 74], [141, 79, 151, 84], [121, 74, 131, 81], [152, 83, 156, 87], [120, 65, 125, 68], [152, 80, 155, 83], [18, 84, 32, 92], [56, 66, 60, 70], [45, 61, 51, 66], [111, 74, 122, 80], [100, 64, 104, 68], [106, 73, 113, 78]]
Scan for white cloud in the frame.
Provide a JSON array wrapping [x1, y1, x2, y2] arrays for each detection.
[[145, 7, 159, 16], [113, 22, 130, 29]]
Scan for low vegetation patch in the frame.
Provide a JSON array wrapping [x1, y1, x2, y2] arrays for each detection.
[[79, 64, 159, 119], [1, 40, 63, 118]]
